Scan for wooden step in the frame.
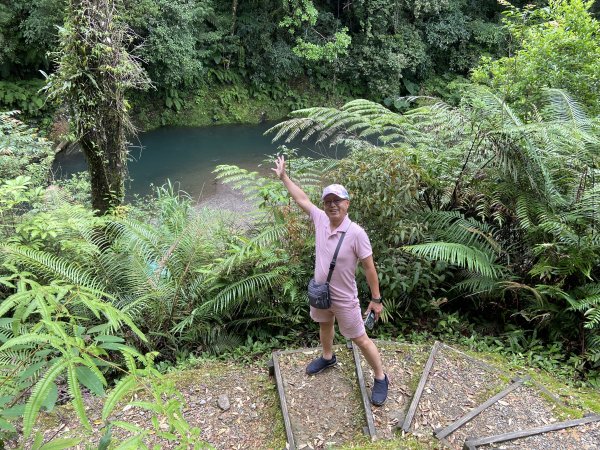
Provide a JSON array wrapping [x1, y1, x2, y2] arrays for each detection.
[[271, 345, 373, 449], [434, 376, 531, 440], [272, 341, 600, 449], [355, 340, 433, 440]]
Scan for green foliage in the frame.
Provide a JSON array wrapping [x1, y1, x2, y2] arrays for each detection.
[[3, 0, 508, 122], [0, 112, 54, 186], [0, 80, 48, 116], [3, 171, 314, 359], [279, 0, 318, 32], [339, 0, 504, 99], [406, 242, 504, 279], [0, 276, 142, 438], [293, 28, 351, 63], [0, 176, 44, 240], [124, 0, 219, 93], [472, 0, 600, 115], [271, 87, 600, 377], [0, 182, 208, 446], [0, 0, 65, 78]]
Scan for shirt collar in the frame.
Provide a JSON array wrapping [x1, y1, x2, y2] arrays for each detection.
[[326, 214, 351, 237]]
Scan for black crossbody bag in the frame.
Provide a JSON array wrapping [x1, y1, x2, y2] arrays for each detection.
[[307, 223, 350, 309]]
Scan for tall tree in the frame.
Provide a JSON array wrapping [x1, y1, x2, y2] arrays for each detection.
[[45, 0, 149, 214]]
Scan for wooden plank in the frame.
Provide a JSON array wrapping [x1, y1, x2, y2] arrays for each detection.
[[267, 358, 275, 377], [462, 414, 600, 449], [401, 340, 441, 432], [272, 351, 296, 450], [350, 341, 377, 440], [434, 376, 529, 439]]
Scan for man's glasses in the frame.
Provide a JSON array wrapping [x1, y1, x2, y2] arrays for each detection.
[[323, 199, 346, 206]]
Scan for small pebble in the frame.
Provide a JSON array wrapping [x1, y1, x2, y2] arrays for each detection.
[[217, 394, 231, 411]]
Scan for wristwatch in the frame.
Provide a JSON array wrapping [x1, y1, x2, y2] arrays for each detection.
[[371, 296, 383, 304]]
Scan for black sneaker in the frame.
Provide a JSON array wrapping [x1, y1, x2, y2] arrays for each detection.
[[371, 373, 389, 406], [305, 355, 337, 375]]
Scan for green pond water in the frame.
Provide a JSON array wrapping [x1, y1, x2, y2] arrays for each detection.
[[53, 122, 347, 202]]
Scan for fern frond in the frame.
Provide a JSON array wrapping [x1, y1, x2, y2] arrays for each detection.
[[23, 359, 68, 437], [67, 360, 91, 430], [1, 244, 104, 291], [451, 275, 501, 296], [404, 242, 503, 278], [543, 88, 592, 131], [101, 374, 138, 421]]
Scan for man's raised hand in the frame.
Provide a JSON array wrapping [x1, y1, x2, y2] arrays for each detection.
[[272, 155, 286, 180]]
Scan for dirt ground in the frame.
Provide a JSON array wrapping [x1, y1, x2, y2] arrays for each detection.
[[11, 362, 285, 450], [477, 420, 600, 449], [357, 341, 432, 440], [8, 342, 600, 450], [275, 346, 367, 449]]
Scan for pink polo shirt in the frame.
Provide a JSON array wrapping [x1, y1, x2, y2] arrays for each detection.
[[310, 205, 373, 301]]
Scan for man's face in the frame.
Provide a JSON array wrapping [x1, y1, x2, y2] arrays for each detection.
[[323, 194, 349, 222]]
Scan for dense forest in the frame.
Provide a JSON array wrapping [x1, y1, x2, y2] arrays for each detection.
[[1, 0, 599, 447], [0, 0, 544, 125]]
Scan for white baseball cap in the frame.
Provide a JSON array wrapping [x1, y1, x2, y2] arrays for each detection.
[[321, 184, 350, 200]]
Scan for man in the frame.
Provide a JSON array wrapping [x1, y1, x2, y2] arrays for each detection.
[[273, 155, 389, 406]]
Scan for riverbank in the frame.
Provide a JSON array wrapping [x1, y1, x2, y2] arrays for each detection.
[[195, 180, 256, 216], [131, 80, 348, 132]]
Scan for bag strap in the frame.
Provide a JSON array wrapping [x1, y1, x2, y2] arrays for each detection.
[[326, 222, 352, 283]]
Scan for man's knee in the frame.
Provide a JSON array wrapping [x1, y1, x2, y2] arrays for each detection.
[[351, 333, 371, 348]]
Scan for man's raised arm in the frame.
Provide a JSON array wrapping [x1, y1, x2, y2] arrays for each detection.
[[272, 155, 313, 215]]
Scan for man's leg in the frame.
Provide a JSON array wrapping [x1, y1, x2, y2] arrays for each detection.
[[320, 320, 335, 359], [352, 333, 388, 405], [306, 320, 337, 375], [351, 334, 384, 380]]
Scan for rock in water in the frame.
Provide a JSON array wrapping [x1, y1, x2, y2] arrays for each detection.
[[217, 394, 230, 411]]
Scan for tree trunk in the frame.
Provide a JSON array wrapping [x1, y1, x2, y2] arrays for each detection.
[[47, 0, 149, 215]]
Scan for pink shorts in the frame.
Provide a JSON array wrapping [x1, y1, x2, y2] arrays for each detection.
[[310, 297, 366, 339]]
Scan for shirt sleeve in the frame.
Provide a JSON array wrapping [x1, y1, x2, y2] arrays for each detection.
[[309, 204, 326, 226], [355, 226, 373, 260]]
